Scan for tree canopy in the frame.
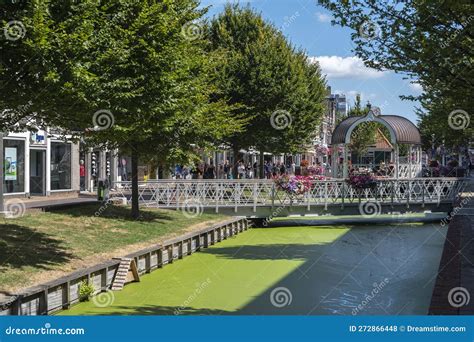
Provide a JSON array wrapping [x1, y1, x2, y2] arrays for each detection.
[[1, 0, 246, 217], [208, 4, 326, 175], [317, 0, 473, 150], [346, 94, 373, 156]]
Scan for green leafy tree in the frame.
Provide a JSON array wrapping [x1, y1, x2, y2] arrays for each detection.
[[347, 94, 372, 156], [208, 5, 326, 177], [417, 97, 472, 151], [317, 0, 473, 148], [347, 94, 368, 117], [346, 95, 394, 160], [0, 0, 66, 132], [2, 0, 245, 218]]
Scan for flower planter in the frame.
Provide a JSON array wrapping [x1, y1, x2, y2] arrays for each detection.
[[346, 173, 377, 199], [274, 175, 325, 201]]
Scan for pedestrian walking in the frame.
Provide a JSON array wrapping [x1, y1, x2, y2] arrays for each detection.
[[272, 163, 278, 177], [246, 162, 252, 179], [265, 161, 273, 179], [206, 162, 216, 179], [280, 163, 286, 175], [253, 161, 258, 178], [223, 160, 230, 179], [238, 161, 246, 179]]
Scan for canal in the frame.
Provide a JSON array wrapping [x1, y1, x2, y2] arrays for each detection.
[[61, 223, 445, 315]]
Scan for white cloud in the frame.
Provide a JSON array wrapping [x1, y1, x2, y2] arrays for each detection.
[[315, 12, 332, 23], [408, 81, 423, 93], [310, 56, 386, 79]]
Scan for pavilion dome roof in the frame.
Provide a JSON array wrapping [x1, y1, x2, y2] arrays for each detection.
[[331, 111, 421, 145]]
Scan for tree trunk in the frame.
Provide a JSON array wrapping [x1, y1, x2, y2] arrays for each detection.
[[232, 145, 240, 179], [158, 164, 164, 179], [162, 165, 170, 179], [259, 150, 265, 179], [131, 149, 140, 219]]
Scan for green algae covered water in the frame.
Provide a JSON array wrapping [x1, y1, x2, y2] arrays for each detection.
[[61, 224, 445, 315]]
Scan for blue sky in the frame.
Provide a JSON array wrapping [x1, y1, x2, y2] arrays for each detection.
[[200, 0, 423, 124]]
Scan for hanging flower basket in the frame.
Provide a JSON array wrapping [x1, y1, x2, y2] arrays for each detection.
[[316, 146, 329, 155], [274, 175, 327, 204], [346, 173, 377, 190], [275, 175, 312, 196], [307, 166, 324, 176]]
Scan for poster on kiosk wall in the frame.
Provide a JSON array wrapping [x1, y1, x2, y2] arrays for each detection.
[[4, 147, 17, 181]]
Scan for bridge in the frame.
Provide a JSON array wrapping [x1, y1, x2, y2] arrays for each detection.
[[111, 178, 467, 219]]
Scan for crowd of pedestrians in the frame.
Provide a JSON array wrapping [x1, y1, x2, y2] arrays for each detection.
[[172, 160, 308, 179]]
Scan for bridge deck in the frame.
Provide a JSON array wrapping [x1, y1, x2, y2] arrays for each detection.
[[111, 178, 467, 218]]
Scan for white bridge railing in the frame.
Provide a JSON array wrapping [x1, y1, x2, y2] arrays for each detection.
[[111, 178, 466, 211]]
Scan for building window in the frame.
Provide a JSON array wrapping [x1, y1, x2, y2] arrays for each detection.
[[3, 139, 25, 193], [50, 142, 71, 190]]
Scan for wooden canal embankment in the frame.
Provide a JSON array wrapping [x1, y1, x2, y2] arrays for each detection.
[[0, 217, 249, 316]]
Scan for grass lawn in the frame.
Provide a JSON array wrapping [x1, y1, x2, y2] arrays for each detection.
[[0, 204, 227, 293]]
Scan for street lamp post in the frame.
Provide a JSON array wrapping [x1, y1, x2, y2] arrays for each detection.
[[431, 133, 435, 160]]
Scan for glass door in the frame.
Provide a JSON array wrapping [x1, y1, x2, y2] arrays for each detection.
[[29, 149, 45, 195]]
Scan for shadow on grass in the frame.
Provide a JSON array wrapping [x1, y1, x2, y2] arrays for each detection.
[[49, 203, 176, 223], [0, 224, 74, 271]]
